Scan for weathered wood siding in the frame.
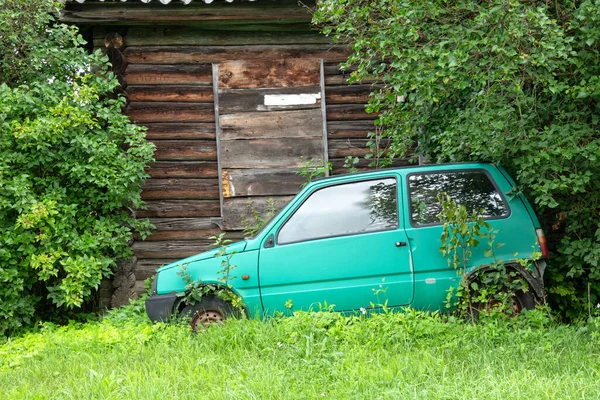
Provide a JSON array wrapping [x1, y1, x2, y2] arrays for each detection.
[[69, 0, 407, 299], [217, 58, 326, 230]]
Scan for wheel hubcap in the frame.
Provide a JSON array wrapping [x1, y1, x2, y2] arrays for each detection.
[[475, 294, 523, 316], [192, 309, 225, 330], [510, 296, 523, 314]]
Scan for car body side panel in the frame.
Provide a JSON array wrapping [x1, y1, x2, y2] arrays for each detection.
[[257, 173, 413, 315], [258, 229, 413, 315]]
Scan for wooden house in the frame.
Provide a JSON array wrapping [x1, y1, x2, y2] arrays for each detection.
[[62, 0, 408, 307]]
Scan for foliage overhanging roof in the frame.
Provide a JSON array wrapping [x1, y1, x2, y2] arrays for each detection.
[[68, 0, 257, 3]]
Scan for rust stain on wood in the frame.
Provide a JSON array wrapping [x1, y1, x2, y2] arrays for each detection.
[[221, 170, 232, 198]]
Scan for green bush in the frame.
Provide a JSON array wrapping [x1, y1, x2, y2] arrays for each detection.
[[0, 0, 154, 335], [314, 0, 600, 318]]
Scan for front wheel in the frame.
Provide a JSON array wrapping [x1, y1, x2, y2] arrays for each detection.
[[180, 295, 239, 331]]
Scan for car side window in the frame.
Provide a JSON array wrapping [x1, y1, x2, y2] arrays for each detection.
[[408, 171, 508, 226], [278, 178, 398, 244]]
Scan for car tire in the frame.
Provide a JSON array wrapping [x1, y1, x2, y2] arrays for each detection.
[[180, 295, 239, 331], [513, 289, 536, 313], [470, 288, 536, 318]]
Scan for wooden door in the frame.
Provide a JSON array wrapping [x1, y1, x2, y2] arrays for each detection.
[[214, 59, 327, 230]]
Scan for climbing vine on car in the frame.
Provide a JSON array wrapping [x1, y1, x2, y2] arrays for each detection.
[[177, 233, 244, 312], [438, 195, 532, 320]]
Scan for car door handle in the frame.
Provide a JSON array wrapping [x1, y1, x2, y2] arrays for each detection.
[[395, 241, 407, 247]]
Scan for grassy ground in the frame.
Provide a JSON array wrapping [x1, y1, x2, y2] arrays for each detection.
[[1, 303, 600, 399]]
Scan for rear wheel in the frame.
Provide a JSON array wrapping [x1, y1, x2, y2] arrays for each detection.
[[470, 288, 535, 317], [180, 295, 239, 331], [512, 289, 535, 313]]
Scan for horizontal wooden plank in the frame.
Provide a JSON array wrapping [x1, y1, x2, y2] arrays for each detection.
[[218, 59, 320, 89], [332, 167, 378, 176], [329, 158, 414, 175], [324, 75, 377, 86], [136, 200, 221, 218], [327, 120, 375, 139], [141, 179, 219, 200], [220, 137, 325, 169], [135, 258, 180, 269], [147, 161, 218, 179], [124, 64, 212, 85], [124, 45, 348, 64], [101, 21, 314, 31], [325, 85, 373, 104], [125, 102, 215, 123], [222, 168, 304, 197], [219, 87, 322, 113], [149, 217, 219, 231], [132, 240, 216, 259], [152, 140, 217, 161], [121, 27, 330, 47], [323, 63, 377, 84], [331, 166, 371, 175], [328, 139, 371, 158], [134, 261, 175, 280], [64, 1, 314, 24], [325, 75, 351, 86], [127, 85, 213, 102], [222, 196, 293, 231], [323, 64, 351, 76], [138, 217, 222, 241], [219, 109, 323, 140], [326, 104, 375, 121], [143, 123, 216, 140], [219, 86, 321, 115], [141, 229, 223, 242]]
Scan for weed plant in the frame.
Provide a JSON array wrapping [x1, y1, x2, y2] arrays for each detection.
[[2, 303, 600, 399]]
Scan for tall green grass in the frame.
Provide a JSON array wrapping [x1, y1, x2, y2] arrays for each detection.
[[1, 303, 600, 399]]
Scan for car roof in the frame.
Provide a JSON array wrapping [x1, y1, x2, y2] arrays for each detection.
[[313, 161, 496, 182]]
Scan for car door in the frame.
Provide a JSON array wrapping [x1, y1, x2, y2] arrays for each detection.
[[258, 176, 413, 315], [403, 167, 536, 310]]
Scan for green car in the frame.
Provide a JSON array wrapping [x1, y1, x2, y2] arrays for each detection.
[[145, 163, 548, 328]]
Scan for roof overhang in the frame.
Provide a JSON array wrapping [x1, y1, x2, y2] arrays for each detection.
[[67, 0, 256, 3]]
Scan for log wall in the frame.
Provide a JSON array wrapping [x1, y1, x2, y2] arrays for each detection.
[[68, 0, 411, 304]]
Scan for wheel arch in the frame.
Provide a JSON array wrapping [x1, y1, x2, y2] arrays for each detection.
[[466, 262, 546, 301], [174, 283, 248, 317]]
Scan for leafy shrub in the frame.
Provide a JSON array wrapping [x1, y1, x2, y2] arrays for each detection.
[[241, 198, 277, 237], [0, 0, 154, 336], [296, 156, 332, 187], [314, 0, 600, 318]]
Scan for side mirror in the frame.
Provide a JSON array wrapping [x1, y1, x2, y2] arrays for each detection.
[[264, 234, 275, 249]]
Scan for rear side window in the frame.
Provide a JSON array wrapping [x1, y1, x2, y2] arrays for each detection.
[[408, 170, 508, 226], [278, 178, 398, 244]]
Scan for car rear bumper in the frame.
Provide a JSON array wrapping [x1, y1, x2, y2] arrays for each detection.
[[145, 293, 179, 323]]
